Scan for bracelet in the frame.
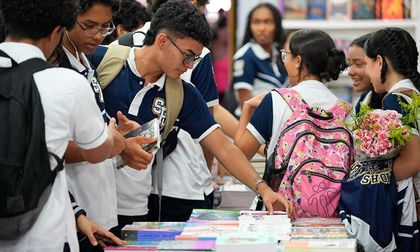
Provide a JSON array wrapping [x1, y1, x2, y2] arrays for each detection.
[[255, 179, 266, 201]]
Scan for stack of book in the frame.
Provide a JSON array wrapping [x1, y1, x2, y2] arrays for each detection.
[[105, 210, 357, 251]]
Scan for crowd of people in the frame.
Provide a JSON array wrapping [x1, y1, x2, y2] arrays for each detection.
[[0, 0, 420, 252]]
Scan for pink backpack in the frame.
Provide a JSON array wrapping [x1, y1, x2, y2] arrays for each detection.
[[275, 88, 353, 218]]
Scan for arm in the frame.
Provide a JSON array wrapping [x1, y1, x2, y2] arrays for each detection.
[[65, 119, 123, 164], [237, 89, 253, 110], [213, 104, 239, 139], [393, 134, 420, 180], [200, 128, 294, 218]]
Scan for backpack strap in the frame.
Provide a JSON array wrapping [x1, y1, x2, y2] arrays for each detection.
[[96, 45, 131, 89], [275, 88, 307, 111], [162, 77, 184, 140], [155, 76, 183, 221]]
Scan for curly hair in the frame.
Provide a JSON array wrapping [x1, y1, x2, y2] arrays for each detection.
[[143, 0, 212, 47], [289, 29, 347, 82], [365, 27, 420, 90], [0, 0, 79, 40], [79, 0, 119, 14], [114, 0, 150, 31]]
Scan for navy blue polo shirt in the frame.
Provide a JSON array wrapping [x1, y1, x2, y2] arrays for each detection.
[[232, 41, 287, 96], [88, 46, 217, 140]]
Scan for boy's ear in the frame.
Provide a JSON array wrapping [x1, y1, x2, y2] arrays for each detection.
[[377, 55, 383, 68], [155, 32, 167, 49]]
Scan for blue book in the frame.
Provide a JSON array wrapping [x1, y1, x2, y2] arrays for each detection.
[[308, 0, 326, 19]]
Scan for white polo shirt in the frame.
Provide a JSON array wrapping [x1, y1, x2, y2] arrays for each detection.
[[62, 48, 117, 230], [0, 42, 108, 252]]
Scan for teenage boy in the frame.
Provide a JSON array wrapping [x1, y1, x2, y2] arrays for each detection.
[[58, 0, 155, 250], [89, 0, 294, 230], [0, 0, 117, 251]]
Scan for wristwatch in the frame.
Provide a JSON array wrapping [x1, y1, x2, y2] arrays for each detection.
[[255, 179, 266, 201]]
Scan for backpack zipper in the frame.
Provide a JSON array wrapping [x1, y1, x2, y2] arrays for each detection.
[[288, 158, 346, 185], [281, 130, 352, 173], [300, 170, 343, 184]]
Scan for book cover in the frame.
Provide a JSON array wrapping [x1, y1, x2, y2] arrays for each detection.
[[308, 0, 327, 19], [215, 232, 278, 252], [284, 0, 308, 19], [188, 209, 240, 221], [116, 118, 160, 168], [326, 0, 352, 20], [124, 118, 160, 152], [122, 230, 182, 242], [284, 238, 357, 251], [157, 240, 215, 251], [377, 0, 404, 19], [352, 0, 376, 19]]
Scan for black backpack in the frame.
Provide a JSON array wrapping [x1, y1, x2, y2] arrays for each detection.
[[0, 51, 63, 240]]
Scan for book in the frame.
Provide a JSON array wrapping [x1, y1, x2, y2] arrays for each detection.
[[284, 0, 308, 19], [326, 0, 351, 20], [124, 118, 160, 152], [377, 0, 404, 19], [157, 240, 215, 251], [122, 230, 182, 242], [284, 238, 357, 252], [308, 0, 327, 20], [215, 232, 278, 252], [116, 118, 160, 168], [352, 0, 376, 19], [104, 245, 157, 251], [188, 209, 240, 221]]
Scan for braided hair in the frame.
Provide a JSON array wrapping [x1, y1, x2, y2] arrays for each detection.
[[364, 27, 420, 90]]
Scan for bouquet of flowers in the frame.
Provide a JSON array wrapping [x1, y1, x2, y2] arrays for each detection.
[[350, 104, 412, 161]]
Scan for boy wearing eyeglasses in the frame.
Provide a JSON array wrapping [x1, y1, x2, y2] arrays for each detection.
[[88, 0, 294, 232], [57, 0, 155, 251]]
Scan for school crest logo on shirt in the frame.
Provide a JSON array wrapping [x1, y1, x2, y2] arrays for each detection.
[[152, 97, 166, 130]]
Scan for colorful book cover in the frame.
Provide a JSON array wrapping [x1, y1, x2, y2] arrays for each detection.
[[352, 0, 376, 19], [284, 0, 308, 19], [122, 230, 182, 241], [308, 0, 327, 19], [215, 232, 278, 252], [157, 240, 215, 251], [188, 209, 240, 221], [326, 0, 352, 20], [377, 0, 404, 19], [284, 238, 357, 251]]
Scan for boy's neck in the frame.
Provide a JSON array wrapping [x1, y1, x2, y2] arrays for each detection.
[[134, 47, 163, 85]]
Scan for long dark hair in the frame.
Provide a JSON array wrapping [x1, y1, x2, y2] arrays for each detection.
[[241, 3, 283, 47], [364, 27, 420, 90]]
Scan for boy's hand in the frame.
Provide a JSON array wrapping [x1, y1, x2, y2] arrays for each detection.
[[76, 214, 127, 247], [116, 111, 140, 136], [108, 118, 126, 157], [259, 183, 295, 220], [121, 136, 156, 169]]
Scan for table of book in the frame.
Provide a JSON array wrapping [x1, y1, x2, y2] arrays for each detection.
[[104, 209, 356, 252]]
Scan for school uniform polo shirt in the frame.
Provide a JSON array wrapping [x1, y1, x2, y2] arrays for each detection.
[[88, 46, 219, 215], [232, 41, 287, 97], [247, 80, 339, 159], [152, 47, 218, 200], [61, 48, 118, 230], [110, 24, 218, 200], [0, 42, 108, 252]]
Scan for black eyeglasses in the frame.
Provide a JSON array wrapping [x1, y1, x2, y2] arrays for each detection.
[[167, 35, 202, 65], [280, 49, 293, 62], [77, 21, 115, 37]]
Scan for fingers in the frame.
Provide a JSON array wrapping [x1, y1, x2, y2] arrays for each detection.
[[95, 229, 126, 246], [133, 136, 157, 145], [116, 111, 126, 123], [85, 228, 98, 247]]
